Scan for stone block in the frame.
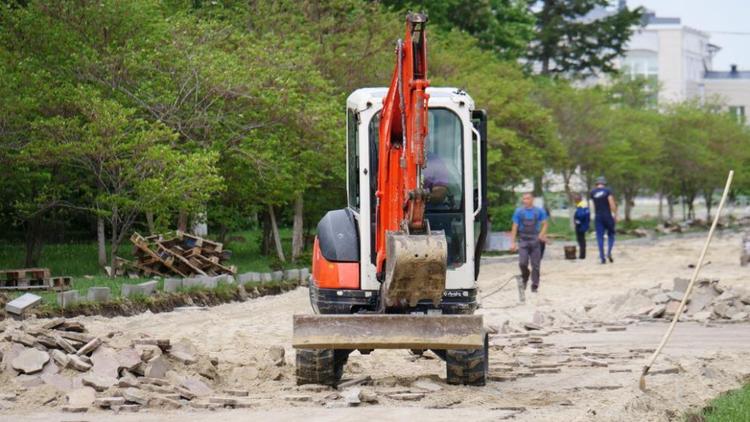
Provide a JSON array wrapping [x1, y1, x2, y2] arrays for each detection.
[[6, 293, 42, 315], [138, 280, 158, 295], [284, 269, 300, 282], [87, 287, 111, 303], [216, 274, 235, 284], [200, 276, 218, 289], [260, 273, 273, 283], [164, 278, 182, 293], [11, 348, 50, 374], [238, 272, 260, 284], [271, 271, 284, 282], [57, 290, 80, 308], [299, 268, 310, 284], [120, 284, 142, 298], [182, 277, 202, 289]]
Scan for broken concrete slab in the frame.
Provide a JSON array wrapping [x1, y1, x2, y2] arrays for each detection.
[[267, 345, 285, 366], [68, 354, 92, 371], [730, 311, 748, 321], [82, 373, 117, 391], [6, 293, 42, 315], [86, 287, 111, 303], [170, 339, 198, 364], [412, 378, 443, 392], [673, 278, 690, 293], [57, 290, 79, 308], [667, 291, 687, 302], [11, 348, 49, 374], [91, 347, 119, 378], [122, 387, 149, 405], [713, 302, 734, 319], [116, 348, 141, 371], [67, 386, 96, 407], [664, 300, 683, 316], [649, 304, 667, 318], [181, 377, 213, 397], [692, 310, 713, 321], [144, 355, 169, 378], [163, 278, 182, 293], [50, 349, 70, 368], [77, 337, 103, 356], [343, 387, 361, 406], [653, 293, 670, 304], [94, 397, 126, 408]]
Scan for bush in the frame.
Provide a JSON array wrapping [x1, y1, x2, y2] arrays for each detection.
[[489, 204, 517, 231]]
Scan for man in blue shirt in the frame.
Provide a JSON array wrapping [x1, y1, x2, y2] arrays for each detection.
[[590, 176, 618, 264], [510, 192, 549, 297]]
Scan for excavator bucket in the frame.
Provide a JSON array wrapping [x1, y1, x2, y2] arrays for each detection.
[[292, 314, 484, 350], [383, 231, 447, 308]]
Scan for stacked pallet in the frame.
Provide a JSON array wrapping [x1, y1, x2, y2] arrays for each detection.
[[0, 268, 71, 291], [125, 231, 235, 278]]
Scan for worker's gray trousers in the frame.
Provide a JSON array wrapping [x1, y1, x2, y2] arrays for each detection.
[[518, 238, 542, 289]]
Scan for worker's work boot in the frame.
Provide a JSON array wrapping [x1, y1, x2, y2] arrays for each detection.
[[516, 275, 526, 303]]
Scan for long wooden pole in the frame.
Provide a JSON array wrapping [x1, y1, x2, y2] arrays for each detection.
[[639, 170, 734, 391]]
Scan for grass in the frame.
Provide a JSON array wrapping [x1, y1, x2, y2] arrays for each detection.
[[0, 228, 311, 306], [686, 383, 750, 422]]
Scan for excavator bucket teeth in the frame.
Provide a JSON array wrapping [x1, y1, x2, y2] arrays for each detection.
[[292, 314, 484, 350], [383, 231, 447, 308]]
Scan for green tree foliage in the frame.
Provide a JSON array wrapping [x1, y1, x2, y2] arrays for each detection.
[[380, 0, 535, 60], [527, 0, 643, 77]]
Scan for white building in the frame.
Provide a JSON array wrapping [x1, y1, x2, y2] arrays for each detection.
[[619, 10, 719, 104], [703, 65, 750, 124]]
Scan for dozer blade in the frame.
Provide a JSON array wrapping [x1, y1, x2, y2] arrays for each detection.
[[292, 314, 484, 350], [383, 231, 447, 308]]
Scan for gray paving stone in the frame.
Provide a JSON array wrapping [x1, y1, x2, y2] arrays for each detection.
[[138, 280, 158, 295], [238, 272, 260, 283], [57, 290, 80, 308], [271, 271, 284, 282], [5, 293, 42, 315], [120, 284, 142, 298], [284, 269, 300, 282], [87, 287, 111, 303], [164, 278, 182, 293]]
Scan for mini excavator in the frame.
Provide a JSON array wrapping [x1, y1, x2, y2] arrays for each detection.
[[292, 12, 489, 386]]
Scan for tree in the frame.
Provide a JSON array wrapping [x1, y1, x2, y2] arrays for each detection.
[[527, 0, 643, 77], [29, 90, 223, 272], [380, 0, 536, 60]]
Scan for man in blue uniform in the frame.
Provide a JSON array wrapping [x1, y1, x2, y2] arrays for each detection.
[[510, 192, 549, 297], [590, 177, 618, 264], [573, 193, 590, 259]]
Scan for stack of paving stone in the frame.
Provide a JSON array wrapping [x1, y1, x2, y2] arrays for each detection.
[[124, 231, 235, 278]]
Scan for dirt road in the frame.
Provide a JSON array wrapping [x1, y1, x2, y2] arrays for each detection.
[[5, 231, 750, 421]]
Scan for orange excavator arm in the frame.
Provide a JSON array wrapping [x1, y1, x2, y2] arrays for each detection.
[[375, 12, 431, 278]]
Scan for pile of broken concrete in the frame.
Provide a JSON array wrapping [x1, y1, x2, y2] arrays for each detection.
[[626, 278, 750, 322], [0, 317, 258, 413]]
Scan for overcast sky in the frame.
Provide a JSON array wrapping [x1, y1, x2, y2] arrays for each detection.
[[626, 0, 750, 70]]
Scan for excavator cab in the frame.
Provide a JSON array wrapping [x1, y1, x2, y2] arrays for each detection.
[[293, 13, 490, 387]]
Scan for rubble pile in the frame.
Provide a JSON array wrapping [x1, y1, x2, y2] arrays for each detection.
[[116, 231, 236, 278], [612, 278, 750, 322], [0, 318, 275, 413]]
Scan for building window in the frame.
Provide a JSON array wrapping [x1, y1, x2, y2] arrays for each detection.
[[729, 106, 746, 124], [622, 50, 658, 79]]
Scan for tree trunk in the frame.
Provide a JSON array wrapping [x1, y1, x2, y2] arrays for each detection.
[[562, 171, 575, 231], [292, 194, 304, 261], [624, 194, 633, 223], [97, 216, 107, 267], [261, 212, 272, 255], [109, 207, 118, 278], [657, 192, 663, 222], [177, 210, 188, 232], [704, 190, 713, 222], [268, 204, 286, 262], [24, 217, 44, 268], [145, 212, 155, 234], [217, 223, 229, 245], [667, 194, 675, 221]]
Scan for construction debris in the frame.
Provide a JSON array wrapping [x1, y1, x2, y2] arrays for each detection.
[[610, 278, 750, 322], [120, 231, 236, 278]]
